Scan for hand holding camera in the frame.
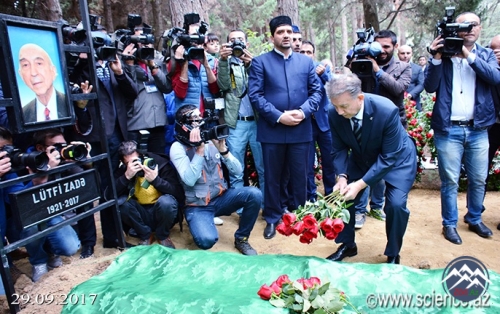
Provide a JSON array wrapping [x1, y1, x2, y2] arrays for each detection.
[[142, 162, 158, 183], [45, 145, 62, 169], [125, 158, 143, 180], [0, 151, 12, 177]]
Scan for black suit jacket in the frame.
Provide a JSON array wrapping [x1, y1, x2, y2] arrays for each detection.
[[23, 90, 68, 123], [407, 62, 424, 109]]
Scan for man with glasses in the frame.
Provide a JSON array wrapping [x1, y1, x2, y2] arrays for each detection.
[[218, 28, 265, 215], [170, 105, 262, 255], [114, 140, 184, 248], [425, 12, 500, 244]]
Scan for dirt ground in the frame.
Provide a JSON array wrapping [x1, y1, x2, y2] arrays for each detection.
[[2, 169, 500, 313]]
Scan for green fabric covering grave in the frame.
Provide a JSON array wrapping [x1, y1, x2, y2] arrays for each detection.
[[62, 245, 499, 313]]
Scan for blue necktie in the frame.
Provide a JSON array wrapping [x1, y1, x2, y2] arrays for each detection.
[[352, 117, 362, 146]]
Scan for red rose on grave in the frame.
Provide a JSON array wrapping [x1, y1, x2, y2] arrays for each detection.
[[316, 174, 323, 181], [324, 231, 338, 240], [257, 284, 273, 300], [320, 218, 334, 233], [292, 221, 305, 235], [302, 214, 317, 229], [495, 169, 500, 175], [332, 218, 344, 233], [270, 282, 282, 295], [282, 213, 297, 226], [303, 225, 319, 239], [299, 233, 314, 244], [432, 95, 436, 101], [309, 277, 321, 287], [277, 223, 293, 236], [274, 275, 291, 287], [426, 133, 433, 139]]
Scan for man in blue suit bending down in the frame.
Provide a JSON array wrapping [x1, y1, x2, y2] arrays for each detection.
[[326, 73, 416, 264], [248, 15, 322, 239]]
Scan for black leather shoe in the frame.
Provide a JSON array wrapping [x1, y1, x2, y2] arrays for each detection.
[[442, 226, 462, 244], [468, 222, 493, 238], [264, 223, 276, 239], [80, 245, 94, 259], [497, 223, 500, 231], [326, 244, 357, 261], [103, 239, 135, 250], [387, 255, 400, 264]]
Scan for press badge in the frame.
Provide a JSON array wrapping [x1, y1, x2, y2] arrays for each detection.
[[214, 98, 225, 110], [144, 82, 158, 93]]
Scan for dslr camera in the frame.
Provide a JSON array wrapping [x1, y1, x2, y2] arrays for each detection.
[[115, 14, 156, 60], [52, 143, 88, 162], [0, 145, 49, 172], [132, 155, 157, 177], [175, 101, 229, 147], [162, 13, 208, 61], [230, 39, 246, 58], [434, 6, 473, 57]]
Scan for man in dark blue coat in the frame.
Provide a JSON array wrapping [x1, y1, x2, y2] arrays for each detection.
[[248, 15, 322, 239], [326, 74, 416, 264], [398, 45, 424, 110]]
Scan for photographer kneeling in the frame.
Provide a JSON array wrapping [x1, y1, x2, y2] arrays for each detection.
[[115, 140, 184, 248], [170, 105, 261, 255]]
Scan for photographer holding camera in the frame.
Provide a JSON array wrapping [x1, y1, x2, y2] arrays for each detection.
[[121, 17, 172, 154], [114, 140, 184, 248], [425, 11, 500, 245], [170, 105, 261, 255], [217, 28, 264, 215], [169, 13, 220, 114]]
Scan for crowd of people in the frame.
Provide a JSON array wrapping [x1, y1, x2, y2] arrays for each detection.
[[1, 9, 500, 287]]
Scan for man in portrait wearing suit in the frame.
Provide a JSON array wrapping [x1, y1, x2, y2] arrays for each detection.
[[248, 15, 322, 239], [18, 43, 68, 123], [326, 73, 416, 264]]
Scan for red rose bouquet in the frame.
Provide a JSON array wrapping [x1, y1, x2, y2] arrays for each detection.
[[277, 191, 350, 244], [257, 274, 359, 313]]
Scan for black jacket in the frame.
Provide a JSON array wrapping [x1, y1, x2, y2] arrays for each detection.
[[114, 152, 185, 205]]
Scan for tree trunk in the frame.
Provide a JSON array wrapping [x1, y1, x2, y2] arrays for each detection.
[[277, 0, 300, 26], [39, 0, 63, 21], [328, 18, 336, 67], [362, 0, 379, 32], [351, 4, 358, 45], [141, 0, 148, 25], [152, 0, 164, 48], [169, 0, 209, 30], [102, 0, 114, 32], [341, 0, 349, 67]]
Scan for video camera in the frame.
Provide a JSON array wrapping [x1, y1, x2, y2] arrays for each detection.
[[61, 22, 87, 45], [346, 25, 382, 93], [434, 6, 473, 57], [0, 145, 49, 172], [115, 14, 156, 60], [175, 102, 229, 147], [91, 31, 117, 62], [52, 143, 88, 162], [162, 13, 208, 61]]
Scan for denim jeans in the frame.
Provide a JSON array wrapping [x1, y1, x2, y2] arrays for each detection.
[[21, 216, 80, 265], [184, 187, 261, 249], [434, 126, 489, 227], [226, 121, 265, 198], [120, 195, 178, 240], [354, 180, 385, 214]]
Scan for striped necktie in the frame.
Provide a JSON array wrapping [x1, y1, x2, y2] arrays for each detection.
[[351, 117, 362, 146], [44, 107, 50, 121]]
